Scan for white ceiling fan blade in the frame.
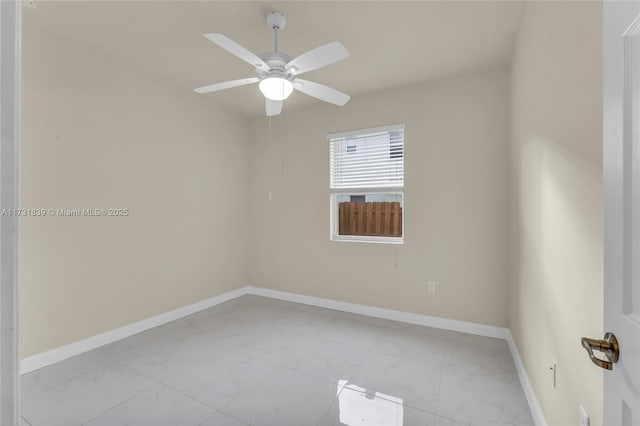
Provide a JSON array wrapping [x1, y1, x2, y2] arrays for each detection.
[[286, 41, 349, 75], [194, 77, 259, 94], [203, 33, 268, 70], [294, 79, 350, 106], [266, 99, 283, 116]]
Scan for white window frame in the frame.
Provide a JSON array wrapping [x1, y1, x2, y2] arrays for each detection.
[[327, 124, 405, 244]]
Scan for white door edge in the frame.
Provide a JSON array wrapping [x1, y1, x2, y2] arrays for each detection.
[[603, 0, 640, 423], [0, 1, 21, 425]]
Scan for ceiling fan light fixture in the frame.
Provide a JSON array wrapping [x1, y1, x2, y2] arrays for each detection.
[[259, 77, 294, 101], [195, 12, 351, 116]]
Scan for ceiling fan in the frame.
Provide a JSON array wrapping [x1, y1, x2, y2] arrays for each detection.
[[194, 10, 351, 116]]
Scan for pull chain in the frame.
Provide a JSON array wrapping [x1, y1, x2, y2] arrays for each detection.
[[268, 115, 272, 201]]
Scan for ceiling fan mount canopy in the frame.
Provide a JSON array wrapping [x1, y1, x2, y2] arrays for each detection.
[[265, 10, 287, 31], [193, 10, 351, 116]]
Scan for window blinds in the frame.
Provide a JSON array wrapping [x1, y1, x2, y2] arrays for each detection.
[[328, 124, 405, 191]]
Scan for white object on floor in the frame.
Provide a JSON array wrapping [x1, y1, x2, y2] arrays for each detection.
[[336, 379, 404, 426]]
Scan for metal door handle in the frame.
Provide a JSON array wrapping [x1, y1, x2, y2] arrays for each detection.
[[581, 332, 619, 370]]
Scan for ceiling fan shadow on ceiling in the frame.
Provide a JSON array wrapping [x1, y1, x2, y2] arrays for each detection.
[[194, 10, 351, 117]]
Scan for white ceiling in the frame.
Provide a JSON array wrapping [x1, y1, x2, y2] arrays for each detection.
[[23, 1, 525, 118]]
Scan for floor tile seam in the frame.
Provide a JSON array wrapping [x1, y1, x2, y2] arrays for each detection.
[[22, 379, 73, 403], [432, 333, 449, 426], [273, 361, 350, 388], [439, 367, 521, 387], [275, 307, 389, 327], [326, 315, 390, 330], [197, 409, 252, 426], [436, 374, 528, 426], [436, 404, 529, 426], [442, 356, 517, 372], [350, 334, 378, 379], [219, 327, 370, 365], [80, 387, 149, 425], [111, 342, 244, 375], [367, 345, 449, 362], [212, 363, 342, 426], [216, 401, 263, 423], [221, 344, 286, 368], [308, 326, 382, 426], [376, 320, 451, 339], [340, 384, 467, 424], [342, 344, 447, 415], [291, 332, 378, 358], [434, 332, 475, 426], [222, 321, 382, 355], [435, 414, 472, 426], [444, 350, 515, 366], [312, 396, 341, 426], [339, 324, 380, 375], [269, 322, 336, 341], [127, 371, 255, 426], [314, 334, 380, 352], [159, 343, 246, 365], [343, 384, 440, 417], [111, 359, 227, 414], [311, 376, 347, 426], [200, 360, 290, 418], [254, 307, 391, 338], [268, 342, 366, 389], [21, 357, 123, 403]]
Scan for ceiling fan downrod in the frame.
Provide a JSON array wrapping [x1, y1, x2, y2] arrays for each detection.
[[266, 11, 286, 53]]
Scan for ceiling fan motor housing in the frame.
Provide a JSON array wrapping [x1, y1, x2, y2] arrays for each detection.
[[258, 52, 294, 79]]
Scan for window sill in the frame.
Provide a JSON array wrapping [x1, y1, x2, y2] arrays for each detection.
[[331, 235, 404, 245]]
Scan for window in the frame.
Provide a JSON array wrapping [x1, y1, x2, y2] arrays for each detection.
[[328, 124, 405, 243]]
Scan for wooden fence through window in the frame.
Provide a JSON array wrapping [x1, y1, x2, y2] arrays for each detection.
[[338, 201, 402, 237]]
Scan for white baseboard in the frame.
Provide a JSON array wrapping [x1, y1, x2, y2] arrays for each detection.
[[505, 331, 548, 426], [20, 287, 249, 374], [20, 284, 546, 426], [247, 286, 510, 340]]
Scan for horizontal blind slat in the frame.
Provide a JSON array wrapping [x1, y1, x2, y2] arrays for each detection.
[[330, 128, 404, 191]]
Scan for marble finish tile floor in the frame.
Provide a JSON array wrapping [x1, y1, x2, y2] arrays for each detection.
[[21, 295, 534, 426]]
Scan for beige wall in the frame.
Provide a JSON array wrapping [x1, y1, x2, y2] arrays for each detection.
[[22, 6, 606, 425], [20, 27, 250, 357], [249, 67, 511, 327], [509, 2, 603, 425]]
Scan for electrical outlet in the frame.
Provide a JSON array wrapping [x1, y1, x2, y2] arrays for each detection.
[[428, 281, 437, 294], [579, 405, 590, 426]]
